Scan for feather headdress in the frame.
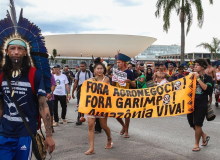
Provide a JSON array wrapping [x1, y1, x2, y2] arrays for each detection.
[[164, 60, 177, 68], [0, 0, 51, 93]]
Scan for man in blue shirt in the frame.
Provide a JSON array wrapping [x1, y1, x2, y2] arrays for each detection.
[[173, 65, 186, 80], [0, 2, 55, 159], [0, 40, 55, 159]]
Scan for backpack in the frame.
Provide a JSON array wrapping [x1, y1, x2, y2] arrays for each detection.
[[0, 67, 42, 130], [77, 70, 91, 85]]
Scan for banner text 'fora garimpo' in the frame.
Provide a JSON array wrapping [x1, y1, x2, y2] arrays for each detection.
[[79, 74, 196, 118]]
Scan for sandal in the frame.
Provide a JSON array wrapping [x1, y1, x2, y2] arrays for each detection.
[[120, 129, 125, 135], [201, 136, 210, 146], [124, 134, 130, 138]]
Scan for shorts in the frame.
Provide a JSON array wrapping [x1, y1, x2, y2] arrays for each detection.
[[87, 114, 105, 119], [187, 107, 207, 127], [47, 100, 54, 116], [0, 136, 32, 160], [209, 81, 214, 96]]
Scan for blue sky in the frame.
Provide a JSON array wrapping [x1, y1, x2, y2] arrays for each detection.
[[1, 0, 220, 53]]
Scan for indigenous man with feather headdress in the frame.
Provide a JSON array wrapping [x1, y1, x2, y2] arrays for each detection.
[[0, 1, 55, 159]]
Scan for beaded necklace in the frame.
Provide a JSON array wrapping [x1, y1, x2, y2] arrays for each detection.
[[94, 75, 104, 81]]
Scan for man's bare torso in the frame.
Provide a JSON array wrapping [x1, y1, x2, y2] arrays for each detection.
[[205, 66, 215, 79], [155, 71, 167, 83]]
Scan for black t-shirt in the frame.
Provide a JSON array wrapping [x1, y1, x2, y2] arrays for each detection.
[[195, 74, 213, 108], [146, 73, 153, 81], [63, 71, 74, 84]]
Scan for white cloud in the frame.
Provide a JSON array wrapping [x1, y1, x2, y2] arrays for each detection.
[[1, 0, 220, 53]]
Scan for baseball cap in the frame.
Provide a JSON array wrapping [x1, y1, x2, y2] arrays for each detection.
[[53, 64, 61, 68]]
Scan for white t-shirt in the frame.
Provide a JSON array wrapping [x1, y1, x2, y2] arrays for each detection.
[[216, 72, 220, 81], [75, 71, 93, 85], [54, 74, 69, 96]]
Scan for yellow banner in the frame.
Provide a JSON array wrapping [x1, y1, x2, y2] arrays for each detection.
[[79, 74, 196, 118]]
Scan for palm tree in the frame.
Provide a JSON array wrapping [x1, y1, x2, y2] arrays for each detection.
[[155, 0, 213, 64], [53, 49, 57, 64], [50, 55, 54, 65], [197, 37, 220, 60], [50, 56, 54, 65], [61, 59, 67, 67]]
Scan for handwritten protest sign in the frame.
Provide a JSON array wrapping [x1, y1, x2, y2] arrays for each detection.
[[79, 74, 196, 118], [112, 68, 127, 87]]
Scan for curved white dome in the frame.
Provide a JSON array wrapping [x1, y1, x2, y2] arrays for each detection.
[[45, 34, 157, 58]]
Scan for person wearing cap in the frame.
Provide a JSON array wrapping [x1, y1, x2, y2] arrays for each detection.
[[53, 64, 71, 126], [112, 53, 136, 138], [187, 59, 212, 152], [153, 63, 168, 85]]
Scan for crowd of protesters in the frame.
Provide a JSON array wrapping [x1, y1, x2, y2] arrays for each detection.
[[47, 56, 218, 154]]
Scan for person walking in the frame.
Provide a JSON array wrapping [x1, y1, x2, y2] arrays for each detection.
[[63, 65, 74, 95], [85, 58, 113, 155], [187, 59, 212, 152], [46, 73, 57, 133], [0, 1, 55, 158], [112, 53, 136, 138], [53, 64, 71, 126], [72, 62, 93, 125]]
